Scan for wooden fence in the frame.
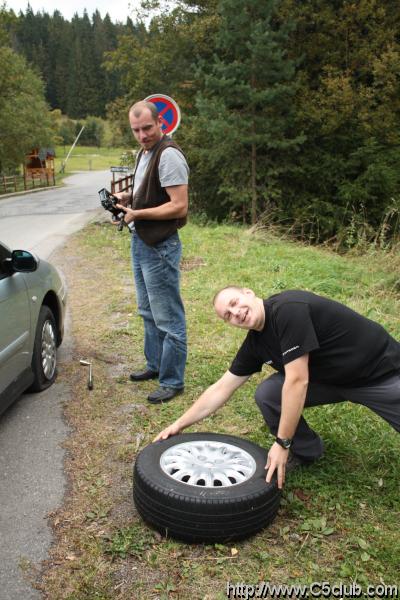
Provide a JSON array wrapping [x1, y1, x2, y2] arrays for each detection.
[[1, 175, 18, 194], [111, 174, 133, 194], [0, 170, 56, 195]]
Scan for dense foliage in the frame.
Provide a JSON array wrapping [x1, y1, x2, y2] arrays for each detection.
[[2, 0, 400, 244], [0, 10, 53, 172], [104, 0, 400, 244], [8, 7, 130, 118]]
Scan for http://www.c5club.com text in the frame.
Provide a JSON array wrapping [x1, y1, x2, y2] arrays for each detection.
[[225, 581, 399, 599]]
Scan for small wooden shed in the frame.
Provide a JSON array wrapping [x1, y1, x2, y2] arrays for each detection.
[[24, 148, 55, 187]]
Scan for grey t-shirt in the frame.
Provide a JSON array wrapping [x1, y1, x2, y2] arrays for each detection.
[[133, 147, 189, 193]]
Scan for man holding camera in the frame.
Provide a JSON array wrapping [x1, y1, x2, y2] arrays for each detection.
[[113, 100, 189, 404], [155, 287, 400, 487]]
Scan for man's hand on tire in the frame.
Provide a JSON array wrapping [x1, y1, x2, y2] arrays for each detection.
[[153, 423, 182, 443]]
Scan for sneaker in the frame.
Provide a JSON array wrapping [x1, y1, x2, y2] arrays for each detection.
[[129, 369, 159, 382], [147, 386, 184, 404]]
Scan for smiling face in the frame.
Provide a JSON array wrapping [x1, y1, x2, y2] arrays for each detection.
[[129, 106, 163, 151], [213, 287, 265, 331]]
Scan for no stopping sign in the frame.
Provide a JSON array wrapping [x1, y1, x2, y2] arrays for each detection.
[[145, 94, 181, 135]]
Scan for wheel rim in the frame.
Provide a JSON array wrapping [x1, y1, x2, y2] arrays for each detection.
[[41, 319, 56, 380], [160, 440, 257, 488]]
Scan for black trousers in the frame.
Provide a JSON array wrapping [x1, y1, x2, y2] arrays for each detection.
[[255, 372, 400, 461]]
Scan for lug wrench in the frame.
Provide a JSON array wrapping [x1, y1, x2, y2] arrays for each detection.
[[80, 360, 93, 390]]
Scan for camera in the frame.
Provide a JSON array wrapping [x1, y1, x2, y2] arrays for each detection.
[[98, 188, 126, 231]]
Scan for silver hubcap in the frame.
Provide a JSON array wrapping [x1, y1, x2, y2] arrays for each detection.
[[41, 320, 56, 380], [160, 440, 257, 487]]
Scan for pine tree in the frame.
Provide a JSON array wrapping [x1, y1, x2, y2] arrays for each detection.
[[10, 7, 126, 118], [47, 11, 72, 111], [92, 12, 122, 116], [66, 12, 100, 117], [192, 0, 302, 223]]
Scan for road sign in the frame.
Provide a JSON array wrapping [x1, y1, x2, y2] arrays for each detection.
[[145, 94, 181, 135], [110, 166, 130, 173]]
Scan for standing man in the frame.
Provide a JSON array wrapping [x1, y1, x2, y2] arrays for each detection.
[[114, 100, 189, 404], [155, 287, 400, 488]]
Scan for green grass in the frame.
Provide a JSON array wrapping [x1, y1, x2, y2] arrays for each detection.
[[54, 145, 130, 176], [44, 222, 400, 599], [0, 146, 130, 196]]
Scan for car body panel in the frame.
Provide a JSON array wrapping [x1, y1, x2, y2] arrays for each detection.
[[0, 272, 32, 389], [0, 242, 66, 415]]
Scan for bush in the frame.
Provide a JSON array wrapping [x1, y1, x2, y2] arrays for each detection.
[[77, 117, 105, 147]]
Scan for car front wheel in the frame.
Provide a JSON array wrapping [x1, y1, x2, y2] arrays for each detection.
[[29, 305, 57, 392]]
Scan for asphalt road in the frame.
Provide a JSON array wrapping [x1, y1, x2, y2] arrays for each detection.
[[0, 171, 111, 600]]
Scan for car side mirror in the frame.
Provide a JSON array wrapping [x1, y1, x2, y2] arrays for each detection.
[[9, 249, 38, 272]]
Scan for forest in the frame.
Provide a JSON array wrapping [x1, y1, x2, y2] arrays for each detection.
[[1, 0, 400, 246]]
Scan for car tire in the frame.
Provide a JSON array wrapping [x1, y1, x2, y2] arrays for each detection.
[[28, 305, 58, 393], [133, 432, 281, 543]]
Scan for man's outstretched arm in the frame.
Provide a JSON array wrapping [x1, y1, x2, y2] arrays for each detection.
[[153, 371, 250, 442]]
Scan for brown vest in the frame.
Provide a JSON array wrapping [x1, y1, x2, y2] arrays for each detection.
[[131, 136, 187, 246]]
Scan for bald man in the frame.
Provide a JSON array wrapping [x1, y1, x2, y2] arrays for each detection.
[[155, 287, 400, 488]]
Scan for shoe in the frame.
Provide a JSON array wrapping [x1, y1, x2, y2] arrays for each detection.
[[147, 386, 184, 404], [129, 369, 159, 382], [286, 451, 314, 473]]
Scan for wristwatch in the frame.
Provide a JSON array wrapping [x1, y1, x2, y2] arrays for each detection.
[[275, 436, 292, 449]]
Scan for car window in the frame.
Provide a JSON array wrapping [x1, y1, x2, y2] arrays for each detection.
[[0, 243, 11, 278]]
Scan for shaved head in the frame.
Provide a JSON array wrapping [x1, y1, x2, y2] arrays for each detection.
[[213, 286, 265, 331], [129, 100, 159, 121], [213, 286, 245, 307]]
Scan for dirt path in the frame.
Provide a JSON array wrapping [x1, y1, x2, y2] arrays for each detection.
[[39, 222, 175, 599]]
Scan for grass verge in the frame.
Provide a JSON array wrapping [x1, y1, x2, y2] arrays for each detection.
[[41, 221, 400, 599], [54, 145, 129, 175], [0, 147, 128, 197]]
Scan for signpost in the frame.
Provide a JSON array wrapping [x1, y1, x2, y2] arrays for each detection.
[[110, 165, 132, 193], [110, 166, 130, 173], [145, 94, 181, 135]]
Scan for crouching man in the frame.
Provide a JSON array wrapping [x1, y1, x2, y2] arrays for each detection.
[[155, 288, 400, 488]]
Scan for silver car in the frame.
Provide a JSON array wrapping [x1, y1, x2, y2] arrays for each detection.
[[0, 241, 66, 415]]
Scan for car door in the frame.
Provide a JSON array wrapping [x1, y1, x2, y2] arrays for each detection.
[[0, 244, 32, 395]]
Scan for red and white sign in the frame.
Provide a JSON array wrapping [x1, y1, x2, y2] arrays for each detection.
[[145, 94, 181, 135]]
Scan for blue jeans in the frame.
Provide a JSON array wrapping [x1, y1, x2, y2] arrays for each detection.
[[131, 232, 186, 389]]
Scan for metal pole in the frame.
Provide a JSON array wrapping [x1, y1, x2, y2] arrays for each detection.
[[60, 126, 85, 173]]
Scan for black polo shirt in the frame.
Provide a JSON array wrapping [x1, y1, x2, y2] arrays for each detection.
[[229, 290, 400, 386]]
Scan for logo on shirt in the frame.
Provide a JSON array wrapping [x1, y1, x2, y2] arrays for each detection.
[[265, 360, 273, 365], [282, 345, 300, 357]]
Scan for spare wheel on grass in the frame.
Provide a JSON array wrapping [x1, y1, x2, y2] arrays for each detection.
[[133, 432, 281, 543]]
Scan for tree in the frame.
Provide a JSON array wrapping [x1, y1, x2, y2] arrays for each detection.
[[79, 116, 105, 146], [47, 11, 72, 111], [65, 12, 100, 117], [92, 12, 123, 116], [276, 0, 400, 242], [186, 0, 302, 223], [0, 46, 54, 171], [104, 0, 219, 143], [9, 6, 126, 118]]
